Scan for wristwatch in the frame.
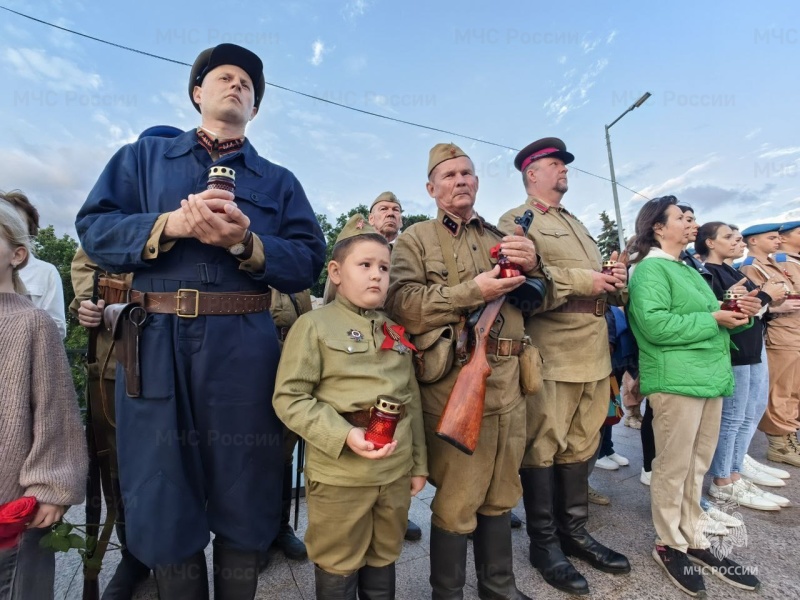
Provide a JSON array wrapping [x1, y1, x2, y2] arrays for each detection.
[[227, 230, 253, 256]]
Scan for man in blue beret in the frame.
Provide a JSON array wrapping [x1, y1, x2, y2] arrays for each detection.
[[76, 44, 326, 599], [739, 223, 800, 468]]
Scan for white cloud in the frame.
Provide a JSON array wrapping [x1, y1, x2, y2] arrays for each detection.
[[3, 47, 101, 91], [758, 146, 800, 159], [344, 0, 370, 20], [558, 55, 567, 64], [744, 127, 761, 140], [543, 58, 608, 123], [606, 30, 617, 44], [310, 39, 328, 66]]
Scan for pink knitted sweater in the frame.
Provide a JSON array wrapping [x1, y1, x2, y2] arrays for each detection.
[[0, 292, 87, 506]]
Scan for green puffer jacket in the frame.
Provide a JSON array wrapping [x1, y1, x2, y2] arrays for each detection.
[[628, 249, 749, 399]]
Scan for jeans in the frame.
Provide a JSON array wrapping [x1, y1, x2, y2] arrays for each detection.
[[709, 351, 770, 479], [641, 400, 655, 472], [599, 425, 614, 458], [0, 528, 54, 600]]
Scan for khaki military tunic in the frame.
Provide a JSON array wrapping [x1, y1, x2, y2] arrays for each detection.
[[499, 197, 627, 466], [273, 296, 427, 573], [741, 255, 800, 435], [385, 210, 527, 532]]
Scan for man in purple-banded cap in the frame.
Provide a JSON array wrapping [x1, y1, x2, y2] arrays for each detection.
[[499, 137, 630, 596]]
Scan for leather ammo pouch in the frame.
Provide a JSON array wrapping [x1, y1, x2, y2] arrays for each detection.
[[519, 337, 544, 396], [98, 276, 131, 305], [411, 324, 456, 384], [103, 303, 144, 398]]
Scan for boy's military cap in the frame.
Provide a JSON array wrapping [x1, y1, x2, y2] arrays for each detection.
[[514, 137, 575, 171], [428, 143, 469, 176], [369, 191, 402, 212], [189, 43, 265, 113], [335, 214, 380, 244], [779, 221, 800, 233], [741, 223, 781, 237]]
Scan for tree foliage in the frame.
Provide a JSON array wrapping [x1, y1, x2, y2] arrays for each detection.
[[596, 210, 621, 259]]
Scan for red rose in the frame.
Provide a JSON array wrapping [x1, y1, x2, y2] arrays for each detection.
[[0, 496, 39, 550]]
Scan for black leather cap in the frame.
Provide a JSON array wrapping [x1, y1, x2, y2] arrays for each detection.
[[188, 43, 265, 113], [514, 137, 574, 171]]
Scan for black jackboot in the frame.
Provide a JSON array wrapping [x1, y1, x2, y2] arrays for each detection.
[[430, 525, 468, 599], [315, 566, 358, 600], [272, 460, 308, 560], [554, 461, 630, 574], [519, 467, 589, 595], [212, 538, 259, 599], [102, 490, 151, 600], [357, 563, 395, 600], [472, 513, 532, 600], [154, 551, 209, 600]]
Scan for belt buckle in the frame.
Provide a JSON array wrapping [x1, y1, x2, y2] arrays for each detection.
[[176, 288, 200, 318], [594, 298, 606, 317], [495, 337, 513, 358]]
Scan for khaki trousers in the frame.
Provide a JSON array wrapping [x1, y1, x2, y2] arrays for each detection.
[[522, 378, 610, 468], [759, 348, 800, 435], [424, 399, 525, 534], [305, 476, 411, 575], [649, 393, 722, 552]]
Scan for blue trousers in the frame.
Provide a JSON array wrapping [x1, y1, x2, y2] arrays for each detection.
[[0, 528, 53, 600], [116, 310, 284, 568]]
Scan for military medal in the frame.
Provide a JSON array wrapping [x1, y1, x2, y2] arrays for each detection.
[[347, 329, 364, 342], [380, 323, 416, 354]]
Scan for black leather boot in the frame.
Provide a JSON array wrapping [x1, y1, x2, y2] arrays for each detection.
[[102, 493, 151, 600], [404, 519, 422, 541], [472, 513, 532, 600], [154, 551, 209, 600], [519, 467, 589, 595], [430, 525, 468, 599], [357, 563, 395, 600], [212, 538, 259, 599], [272, 460, 308, 560], [509, 512, 522, 529], [315, 566, 358, 600], [554, 461, 630, 574]]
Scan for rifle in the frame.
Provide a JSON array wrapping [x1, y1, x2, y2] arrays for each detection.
[[435, 295, 505, 455]]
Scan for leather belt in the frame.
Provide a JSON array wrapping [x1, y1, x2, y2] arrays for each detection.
[[485, 337, 525, 358], [341, 406, 407, 428], [130, 289, 271, 318], [552, 298, 607, 317]]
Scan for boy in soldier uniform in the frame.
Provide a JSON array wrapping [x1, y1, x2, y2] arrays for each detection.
[[273, 215, 427, 599]]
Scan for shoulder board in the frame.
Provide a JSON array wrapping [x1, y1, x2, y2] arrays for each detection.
[[741, 256, 755, 266], [774, 253, 787, 262]]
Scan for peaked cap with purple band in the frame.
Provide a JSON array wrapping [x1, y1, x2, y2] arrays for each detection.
[[514, 137, 575, 171]]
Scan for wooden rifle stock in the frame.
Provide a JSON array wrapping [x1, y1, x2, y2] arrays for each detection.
[[435, 296, 505, 455]]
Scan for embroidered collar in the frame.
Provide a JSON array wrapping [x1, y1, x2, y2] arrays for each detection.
[[196, 128, 245, 157]]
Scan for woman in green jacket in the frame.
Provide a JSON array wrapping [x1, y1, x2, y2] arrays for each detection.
[[627, 196, 760, 597]]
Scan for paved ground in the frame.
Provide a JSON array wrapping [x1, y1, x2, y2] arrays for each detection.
[[54, 421, 800, 599]]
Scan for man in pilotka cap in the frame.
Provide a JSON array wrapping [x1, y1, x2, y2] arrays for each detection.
[[75, 43, 325, 599], [386, 142, 539, 599], [368, 191, 403, 244], [499, 137, 630, 596]]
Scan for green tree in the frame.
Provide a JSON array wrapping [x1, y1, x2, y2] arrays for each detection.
[[596, 210, 621, 259], [33, 226, 87, 403]]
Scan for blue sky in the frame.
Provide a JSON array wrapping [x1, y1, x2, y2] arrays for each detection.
[[2, 0, 799, 241]]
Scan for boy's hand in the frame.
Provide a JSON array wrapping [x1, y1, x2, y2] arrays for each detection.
[[410, 476, 427, 497], [28, 503, 65, 529], [345, 428, 397, 459]]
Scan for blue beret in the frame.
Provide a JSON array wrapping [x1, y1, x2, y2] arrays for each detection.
[[741, 223, 781, 237], [779, 221, 800, 233], [138, 125, 184, 140]]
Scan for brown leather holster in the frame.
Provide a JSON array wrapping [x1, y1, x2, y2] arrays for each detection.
[[103, 303, 146, 398]]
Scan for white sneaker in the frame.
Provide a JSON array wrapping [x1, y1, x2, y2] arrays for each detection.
[[607, 452, 630, 466], [711, 481, 779, 511], [701, 517, 729, 536], [735, 479, 791, 507], [705, 505, 743, 528], [595, 456, 620, 470], [739, 463, 786, 487], [640, 467, 651, 486], [745, 454, 790, 479]]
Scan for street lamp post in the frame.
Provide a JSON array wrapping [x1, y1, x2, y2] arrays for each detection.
[[605, 91, 651, 252]]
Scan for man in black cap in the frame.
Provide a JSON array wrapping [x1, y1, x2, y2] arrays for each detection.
[[76, 44, 325, 599], [499, 137, 630, 596]]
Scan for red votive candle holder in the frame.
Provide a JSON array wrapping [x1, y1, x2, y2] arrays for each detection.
[[365, 396, 402, 449]]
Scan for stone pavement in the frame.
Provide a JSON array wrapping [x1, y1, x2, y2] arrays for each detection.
[[54, 422, 800, 599]]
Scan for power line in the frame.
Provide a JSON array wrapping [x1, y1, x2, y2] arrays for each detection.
[[1, 4, 650, 201]]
